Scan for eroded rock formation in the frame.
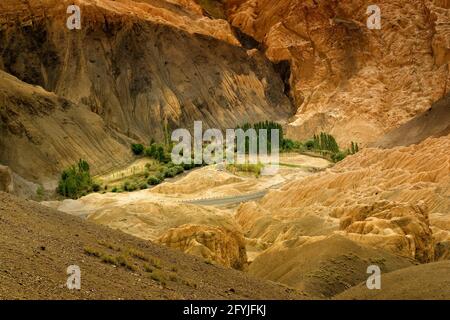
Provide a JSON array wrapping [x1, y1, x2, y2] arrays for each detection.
[[237, 133, 450, 263]]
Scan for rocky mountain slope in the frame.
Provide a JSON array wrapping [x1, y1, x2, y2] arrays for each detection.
[[0, 70, 132, 188], [226, 0, 450, 145], [0, 0, 292, 143], [373, 92, 450, 148], [0, 191, 303, 299], [336, 260, 450, 299]]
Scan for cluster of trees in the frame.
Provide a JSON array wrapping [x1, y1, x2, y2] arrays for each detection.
[[349, 141, 360, 155], [131, 142, 171, 163], [303, 132, 360, 162], [310, 132, 340, 153], [57, 159, 99, 199], [237, 121, 302, 153]]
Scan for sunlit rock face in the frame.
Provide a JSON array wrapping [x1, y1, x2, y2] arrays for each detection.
[[158, 224, 248, 270], [84, 198, 248, 269], [226, 0, 450, 145]]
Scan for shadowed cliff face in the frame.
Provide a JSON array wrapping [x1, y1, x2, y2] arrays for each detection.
[[0, 0, 293, 143], [226, 0, 450, 145]]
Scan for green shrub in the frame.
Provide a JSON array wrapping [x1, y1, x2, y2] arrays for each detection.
[[331, 151, 346, 163], [143, 263, 154, 273], [227, 163, 264, 177], [144, 144, 157, 158], [111, 187, 118, 193], [36, 185, 44, 200], [173, 165, 184, 175], [57, 159, 93, 199], [139, 183, 148, 190], [127, 248, 148, 261], [162, 167, 176, 178], [155, 172, 165, 181], [182, 162, 194, 170], [100, 254, 117, 265], [305, 140, 315, 150], [148, 176, 162, 185], [149, 270, 167, 286], [84, 246, 102, 257], [122, 181, 137, 192], [92, 183, 101, 192], [131, 143, 144, 155], [115, 255, 136, 271]]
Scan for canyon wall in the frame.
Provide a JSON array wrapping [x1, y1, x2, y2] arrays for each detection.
[[226, 0, 450, 145], [0, 0, 293, 143]]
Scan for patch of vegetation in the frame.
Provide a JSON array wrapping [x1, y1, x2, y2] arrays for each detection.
[[122, 181, 137, 192], [115, 255, 137, 271], [149, 257, 162, 269], [147, 175, 162, 185], [226, 162, 264, 177], [85, 245, 137, 271], [100, 254, 117, 265], [127, 248, 149, 261], [148, 270, 167, 286], [303, 132, 361, 163], [84, 246, 102, 258], [57, 159, 97, 199], [236, 121, 307, 154], [139, 183, 148, 190], [131, 143, 144, 155], [36, 185, 45, 201], [349, 141, 360, 155], [97, 240, 122, 252], [92, 183, 101, 192], [144, 142, 171, 163]]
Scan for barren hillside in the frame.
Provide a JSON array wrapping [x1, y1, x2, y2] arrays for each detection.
[[373, 92, 450, 148], [0, 192, 303, 299], [0, 70, 132, 188]]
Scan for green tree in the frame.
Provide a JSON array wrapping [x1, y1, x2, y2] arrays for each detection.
[[131, 143, 144, 155], [57, 159, 93, 199]]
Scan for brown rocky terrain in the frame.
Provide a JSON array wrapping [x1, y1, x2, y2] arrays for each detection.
[[236, 132, 450, 293], [336, 260, 450, 299], [226, 0, 450, 145], [85, 198, 248, 269], [1, 0, 448, 300], [0, 191, 303, 299], [0, 0, 293, 186], [0, 69, 132, 189], [44, 156, 329, 269], [248, 234, 417, 298]]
